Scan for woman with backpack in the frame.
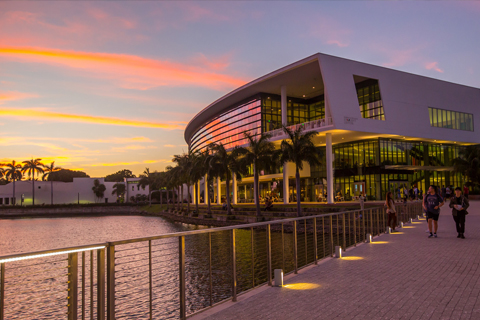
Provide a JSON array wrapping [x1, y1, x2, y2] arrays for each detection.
[[385, 192, 397, 232], [449, 187, 470, 239]]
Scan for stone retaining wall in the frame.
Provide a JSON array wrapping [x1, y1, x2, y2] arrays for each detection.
[[0, 206, 142, 218]]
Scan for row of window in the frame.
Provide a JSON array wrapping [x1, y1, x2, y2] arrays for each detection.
[[355, 78, 385, 120], [429, 107, 473, 131]]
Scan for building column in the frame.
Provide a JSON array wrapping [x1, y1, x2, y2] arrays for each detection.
[[216, 177, 221, 204], [281, 85, 287, 127], [283, 163, 289, 204], [326, 133, 334, 204], [192, 183, 196, 205], [232, 172, 238, 204], [204, 175, 208, 204]]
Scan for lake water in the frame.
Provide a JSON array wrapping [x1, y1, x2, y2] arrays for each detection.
[[0, 215, 326, 319]]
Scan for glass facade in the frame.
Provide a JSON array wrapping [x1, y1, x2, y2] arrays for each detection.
[[355, 78, 385, 120], [262, 94, 325, 132], [429, 107, 473, 131], [190, 97, 262, 153]]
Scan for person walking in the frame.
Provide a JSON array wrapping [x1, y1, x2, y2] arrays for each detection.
[[385, 192, 397, 231], [423, 185, 445, 238], [449, 187, 470, 239]]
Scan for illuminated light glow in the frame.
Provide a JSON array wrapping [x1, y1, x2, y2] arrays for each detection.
[[284, 283, 320, 290], [341, 256, 364, 260], [411, 222, 422, 224], [0, 108, 183, 130], [402, 226, 416, 229], [389, 232, 405, 234], [0, 47, 247, 90], [371, 241, 389, 244], [0, 246, 105, 264]]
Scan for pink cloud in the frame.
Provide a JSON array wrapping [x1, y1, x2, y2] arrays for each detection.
[[0, 91, 38, 104], [425, 61, 444, 73], [0, 47, 247, 90]]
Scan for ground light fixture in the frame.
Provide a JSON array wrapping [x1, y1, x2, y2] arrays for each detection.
[[400, 222, 404, 228], [387, 227, 392, 234], [366, 234, 372, 243], [335, 246, 342, 258], [274, 269, 283, 287]]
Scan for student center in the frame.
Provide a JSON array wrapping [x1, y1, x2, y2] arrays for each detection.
[[184, 53, 479, 204]]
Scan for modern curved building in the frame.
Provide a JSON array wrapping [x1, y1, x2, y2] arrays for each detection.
[[185, 53, 480, 204]]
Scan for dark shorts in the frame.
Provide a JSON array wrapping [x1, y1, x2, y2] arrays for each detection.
[[427, 212, 440, 221]]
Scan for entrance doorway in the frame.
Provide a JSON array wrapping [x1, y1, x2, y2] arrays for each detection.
[[352, 182, 365, 200]]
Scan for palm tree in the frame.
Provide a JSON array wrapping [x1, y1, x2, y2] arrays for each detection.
[[280, 125, 321, 217], [164, 166, 177, 211], [208, 142, 245, 215], [92, 179, 106, 203], [22, 158, 44, 205], [42, 161, 62, 205], [453, 145, 480, 188], [237, 132, 279, 217], [112, 183, 126, 202], [172, 151, 198, 213], [191, 152, 209, 215], [3, 160, 23, 205]]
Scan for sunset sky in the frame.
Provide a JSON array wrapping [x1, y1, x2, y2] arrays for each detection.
[[1, 1, 479, 177]]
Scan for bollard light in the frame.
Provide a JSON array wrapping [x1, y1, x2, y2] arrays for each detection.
[[387, 227, 391, 234], [400, 222, 403, 228], [274, 269, 283, 287], [409, 218, 413, 223], [335, 246, 342, 258], [416, 215, 420, 220], [366, 233, 372, 243]]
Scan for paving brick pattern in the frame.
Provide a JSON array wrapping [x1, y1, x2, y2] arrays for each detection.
[[197, 201, 480, 320]]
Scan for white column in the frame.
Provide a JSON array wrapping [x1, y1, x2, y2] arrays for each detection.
[[232, 172, 238, 204], [192, 183, 196, 205], [204, 175, 208, 204], [281, 85, 287, 127], [283, 163, 289, 204], [326, 133, 334, 204], [216, 177, 221, 204]]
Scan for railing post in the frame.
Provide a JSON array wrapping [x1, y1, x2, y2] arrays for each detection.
[[149, 241, 153, 320], [82, 252, 85, 320], [322, 217, 326, 259], [370, 210, 373, 237], [376, 209, 380, 236], [342, 213, 346, 251], [179, 236, 186, 319], [267, 225, 272, 286], [231, 229, 237, 301], [304, 219, 308, 266], [329, 216, 334, 257], [293, 220, 298, 274], [97, 249, 105, 320], [251, 227, 255, 288], [90, 251, 93, 320], [1, 263, 5, 320], [209, 233, 213, 306], [362, 210, 366, 242], [347, 212, 351, 247], [106, 245, 115, 320], [281, 224, 285, 272], [68, 252, 78, 320], [313, 218, 318, 265], [353, 212, 357, 246]]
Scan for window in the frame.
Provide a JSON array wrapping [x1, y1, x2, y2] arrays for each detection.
[[132, 186, 134, 191], [354, 78, 385, 120], [428, 107, 473, 131]]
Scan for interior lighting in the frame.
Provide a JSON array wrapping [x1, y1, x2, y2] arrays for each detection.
[[342, 137, 345, 140], [303, 95, 306, 97], [312, 86, 315, 89], [284, 283, 320, 290], [0, 246, 106, 264]]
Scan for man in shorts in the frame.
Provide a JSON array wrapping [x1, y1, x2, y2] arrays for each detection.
[[423, 185, 444, 238]]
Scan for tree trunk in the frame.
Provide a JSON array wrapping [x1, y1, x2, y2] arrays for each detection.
[[160, 190, 163, 209], [32, 174, 35, 206], [226, 172, 232, 215], [254, 164, 261, 217], [187, 183, 191, 213], [195, 182, 199, 214], [51, 180, 54, 205], [12, 178, 16, 206], [296, 167, 301, 217], [181, 185, 184, 212], [207, 175, 211, 214], [166, 190, 170, 210]]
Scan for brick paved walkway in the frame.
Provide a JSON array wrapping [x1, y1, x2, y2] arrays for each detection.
[[192, 201, 480, 320]]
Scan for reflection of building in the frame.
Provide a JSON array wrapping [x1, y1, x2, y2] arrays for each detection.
[[185, 53, 480, 203], [0, 177, 149, 205]]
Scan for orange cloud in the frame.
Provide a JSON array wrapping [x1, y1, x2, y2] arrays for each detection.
[[0, 47, 247, 90], [0, 108, 183, 129], [425, 61, 444, 73], [90, 161, 140, 167], [0, 91, 38, 103]]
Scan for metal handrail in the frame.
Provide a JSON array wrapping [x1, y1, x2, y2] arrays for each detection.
[[0, 201, 423, 320]]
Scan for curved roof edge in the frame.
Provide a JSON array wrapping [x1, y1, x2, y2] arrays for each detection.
[[184, 53, 321, 144]]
